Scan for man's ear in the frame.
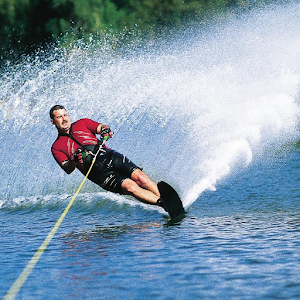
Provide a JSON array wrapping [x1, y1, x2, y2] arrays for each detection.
[[51, 119, 54, 125]]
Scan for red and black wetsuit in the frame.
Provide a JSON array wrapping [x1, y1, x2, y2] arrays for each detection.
[[51, 118, 100, 174], [51, 118, 139, 194]]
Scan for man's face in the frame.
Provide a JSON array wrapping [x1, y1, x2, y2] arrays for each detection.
[[51, 108, 71, 132]]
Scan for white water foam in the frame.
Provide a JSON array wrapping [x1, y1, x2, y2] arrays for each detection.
[[1, 3, 300, 208], [0, 192, 162, 214]]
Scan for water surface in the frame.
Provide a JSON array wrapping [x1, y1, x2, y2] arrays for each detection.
[[1, 3, 300, 299]]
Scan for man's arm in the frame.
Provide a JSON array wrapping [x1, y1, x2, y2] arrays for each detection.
[[96, 123, 110, 135], [52, 145, 76, 175], [96, 123, 114, 140], [61, 160, 76, 174]]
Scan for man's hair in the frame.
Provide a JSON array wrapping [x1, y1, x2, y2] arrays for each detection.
[[49, 105, 65, 120]]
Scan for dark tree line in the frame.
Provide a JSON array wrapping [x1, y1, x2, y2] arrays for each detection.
[[0, 0, 275, 58]]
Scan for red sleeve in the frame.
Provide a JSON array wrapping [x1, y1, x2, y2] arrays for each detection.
[[51, 145, 69, 166], [83, 118, 100, 133]]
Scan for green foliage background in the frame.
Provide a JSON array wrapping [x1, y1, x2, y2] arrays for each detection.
[[0, 0, 279, 58]]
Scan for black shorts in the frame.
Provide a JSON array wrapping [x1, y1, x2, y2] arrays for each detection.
[[83, 146, 140, 194]]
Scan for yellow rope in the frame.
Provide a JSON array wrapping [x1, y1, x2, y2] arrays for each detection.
[[4, 155, 98, 300]]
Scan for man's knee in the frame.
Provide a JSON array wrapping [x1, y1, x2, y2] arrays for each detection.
[[131, 169, 150, 186], [121, 178, 139, 194]]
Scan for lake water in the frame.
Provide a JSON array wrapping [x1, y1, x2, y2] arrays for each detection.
[[1, 3, 300, 299]]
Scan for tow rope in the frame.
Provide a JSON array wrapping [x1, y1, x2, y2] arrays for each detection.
[[4, 137, 108, 300]]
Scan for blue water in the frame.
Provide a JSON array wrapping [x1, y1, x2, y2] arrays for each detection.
[[2, 3, 300, 299]]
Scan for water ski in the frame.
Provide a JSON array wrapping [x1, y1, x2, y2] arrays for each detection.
[[157, 181, 185, 218]]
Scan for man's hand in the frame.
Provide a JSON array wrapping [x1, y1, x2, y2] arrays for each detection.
[[97, 124, 113, 139], [73, 151, 83, 164], [100, 127, 113, 140], [72, 148, 87, 164]]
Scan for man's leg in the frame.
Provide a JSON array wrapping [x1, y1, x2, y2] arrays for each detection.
[[121, 169, 160, 205], [131, 169, 160, 196]]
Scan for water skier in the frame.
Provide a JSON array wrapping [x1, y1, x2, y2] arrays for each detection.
[[50, 105, 168, 210]]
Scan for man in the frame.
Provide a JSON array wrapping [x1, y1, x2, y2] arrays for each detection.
[[50, 104, 166, 209]]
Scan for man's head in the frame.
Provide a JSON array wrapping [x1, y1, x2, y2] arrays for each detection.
[[50, 105, 71, 133]]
